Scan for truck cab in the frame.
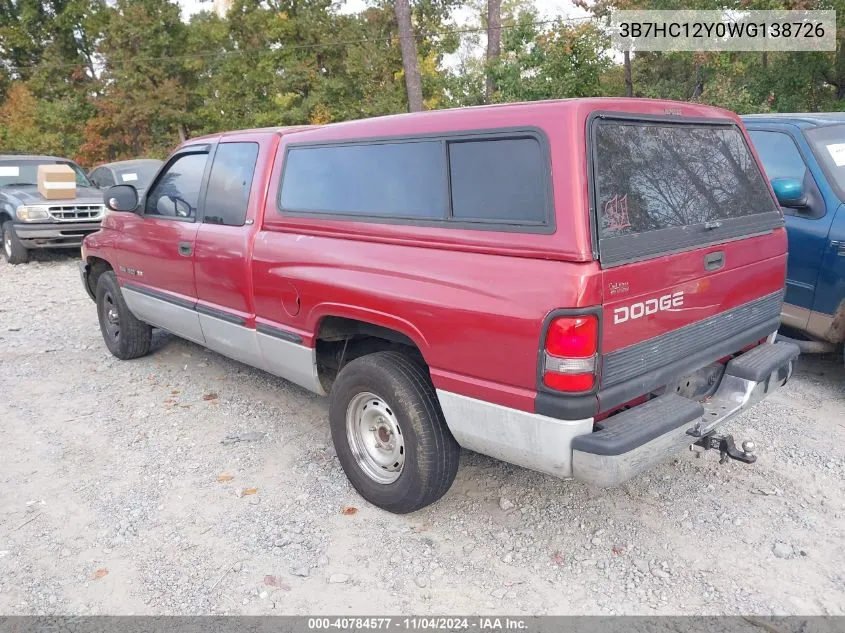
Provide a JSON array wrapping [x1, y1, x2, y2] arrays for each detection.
[[742, 114, 845, 348], [81, 100, 798, 513]]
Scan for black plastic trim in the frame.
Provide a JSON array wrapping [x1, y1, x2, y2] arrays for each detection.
[[122, 282, 197, 310], [598, 317, 780, 413], [78, 261, 95, 301], [196, 304, 246, 326], [725, 341, 800, 382], [536, 391, 599, 420], [572, 394, 704, 456], [276, 127, 556, 235], [256, 322, 303, 344]]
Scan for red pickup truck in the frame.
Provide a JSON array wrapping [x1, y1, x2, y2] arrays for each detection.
[[80, 98, 799, 513]]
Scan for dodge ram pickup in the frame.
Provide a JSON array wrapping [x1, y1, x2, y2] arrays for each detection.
[[80, 98, 800, 513]]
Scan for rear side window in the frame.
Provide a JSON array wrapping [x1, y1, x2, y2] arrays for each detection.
[[279, 132, 551, 230], [204, 142, 259, 226], [592, 119, 781, 266]]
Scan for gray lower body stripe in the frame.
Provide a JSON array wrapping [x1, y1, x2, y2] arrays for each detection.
[[122, 282, 197, 311], [196, 304, 246, 326], [120, 286, 323, 396], [256, 322, 303, 344]]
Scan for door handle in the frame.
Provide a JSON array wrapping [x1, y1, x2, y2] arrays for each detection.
[[831, 240, 845, 256], [178, 242, 193, 257], [704, 251, 724, 271]]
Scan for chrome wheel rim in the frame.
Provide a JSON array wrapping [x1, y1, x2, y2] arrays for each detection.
[[3, 232, 11, 258], [101, 291, 120, 341], [345, 392, 405, 484]]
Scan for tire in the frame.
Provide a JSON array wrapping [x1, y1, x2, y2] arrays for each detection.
[[95, 271, 152, 360], [1, 221, 30, 265], [329, 350, 460, 513]]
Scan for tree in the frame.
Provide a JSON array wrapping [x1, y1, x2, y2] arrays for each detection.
[[488, 10, 611, 102], [486, 0, 501, 102], [394, 0, 424, 111], [78, 0, 193, 163]]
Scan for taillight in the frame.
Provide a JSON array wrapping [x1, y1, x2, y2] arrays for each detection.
[[542, 315, 598, 393]]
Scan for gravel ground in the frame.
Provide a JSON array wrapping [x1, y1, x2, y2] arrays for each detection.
[[1, 252, 844, 616]]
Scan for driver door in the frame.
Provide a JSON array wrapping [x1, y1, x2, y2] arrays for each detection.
[[114, 144, 213, 344]]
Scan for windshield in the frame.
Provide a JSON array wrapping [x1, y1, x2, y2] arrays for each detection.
[[805, 124, 845, 201], [0, 159, 93, 189], [114, 163, 161, 187]]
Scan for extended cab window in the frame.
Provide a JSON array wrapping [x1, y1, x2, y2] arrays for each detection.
[[592, 119, 781, 266], [203, 142, 259, 226], [279, 132, 551, 229], [145, 152, 208, 220]]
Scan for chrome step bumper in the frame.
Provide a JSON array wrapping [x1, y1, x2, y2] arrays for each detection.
[[571, 341, 800, 488]]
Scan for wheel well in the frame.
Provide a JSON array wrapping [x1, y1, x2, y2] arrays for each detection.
[[315, 316, 425, 392], [86, 257, 113, 296]]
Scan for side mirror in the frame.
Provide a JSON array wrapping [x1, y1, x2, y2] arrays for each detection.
[[771, 178, 807, 208], [104, 184, 139, 212], [156, 195, 176, 217]]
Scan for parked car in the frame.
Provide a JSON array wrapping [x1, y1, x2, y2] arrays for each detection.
[[0, 154, 105, 265], [80, 99, 799, 513], [88, 159, 163, 192], [742, 114, 845, 352]]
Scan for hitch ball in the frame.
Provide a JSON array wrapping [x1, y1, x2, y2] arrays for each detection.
[[742, 440, 756, 455]]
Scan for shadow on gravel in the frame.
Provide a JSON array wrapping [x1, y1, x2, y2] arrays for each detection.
[[27, 248, 82, 263]]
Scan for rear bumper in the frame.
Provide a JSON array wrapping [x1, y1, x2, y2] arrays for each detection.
[[14, 221, 101, 248], [571, 341, 799, 487], [436, 340, 799, 485]]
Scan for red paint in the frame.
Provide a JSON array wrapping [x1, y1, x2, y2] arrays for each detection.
[[83, 98, 786, 418]]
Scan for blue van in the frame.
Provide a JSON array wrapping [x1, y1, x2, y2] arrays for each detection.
[[742, 114, 845, 352]]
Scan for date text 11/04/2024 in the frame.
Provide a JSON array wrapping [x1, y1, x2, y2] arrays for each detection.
[[307, 618, 528, 630]]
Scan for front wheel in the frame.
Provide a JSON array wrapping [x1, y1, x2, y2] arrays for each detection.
[[1, 221, 30, 265], [95, 271, 152, 360], [329, 351, 460, 513]]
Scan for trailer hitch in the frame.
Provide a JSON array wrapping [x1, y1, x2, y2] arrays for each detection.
[[688, 430, 757, 464]]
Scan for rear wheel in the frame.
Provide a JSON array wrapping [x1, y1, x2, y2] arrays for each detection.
[[95, 271, 152, 360], [329, 351, 460, 513], [1, 221, 30, 265]]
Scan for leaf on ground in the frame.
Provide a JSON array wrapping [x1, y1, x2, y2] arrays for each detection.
[[340, 506, 358, 515], [612, 546, 626, 555], [263, 575, 291, 590], [93, 568, 109, 579], [203, 392, 218, 401], [241, 487, 258, 496], [217, 473, 234, 483], [551, 551, 565, 566], [171, 389, 181, 395]]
